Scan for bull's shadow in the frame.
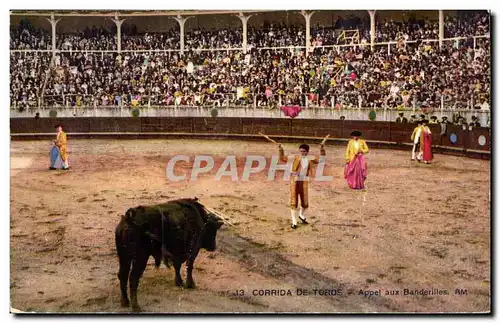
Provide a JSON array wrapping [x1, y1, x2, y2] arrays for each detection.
[[217, 229, 397, 313]]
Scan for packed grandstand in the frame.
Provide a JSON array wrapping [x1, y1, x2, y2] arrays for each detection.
[[10, 10, 490, 112]]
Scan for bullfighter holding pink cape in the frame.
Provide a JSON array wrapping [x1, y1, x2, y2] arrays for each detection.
[[344, 130, 369, 190], [417, 119, 433, 164]]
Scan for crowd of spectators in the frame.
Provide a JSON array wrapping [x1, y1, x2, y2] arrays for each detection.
[[123, 31, 180, 50], [186, 28, 241, 49], [10, 19, 51, 50], [12, 11, 488, 52], [395, 112, 486, 129], [445, 11, 490, 38], [10, 52, 52, 108], [248, 25, 305, 48], [57, 27, 117, 51], [10, 11, 490, 112], [309, 18, 440, 46]]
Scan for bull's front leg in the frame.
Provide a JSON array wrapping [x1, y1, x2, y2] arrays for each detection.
[[173, 258, 184, 287], [186, 247, 201, 289], [129, 255, 148, 312]]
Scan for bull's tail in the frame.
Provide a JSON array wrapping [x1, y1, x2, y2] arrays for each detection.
[[115, 224, 121, 253], [115, 220, 129, 250]]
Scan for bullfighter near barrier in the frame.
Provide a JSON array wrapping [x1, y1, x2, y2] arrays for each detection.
[[49, 124, 69, 170], [9, 7, 491, 315]]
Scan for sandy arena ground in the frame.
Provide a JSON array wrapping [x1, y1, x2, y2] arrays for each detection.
[[10, 139, 490, 313]]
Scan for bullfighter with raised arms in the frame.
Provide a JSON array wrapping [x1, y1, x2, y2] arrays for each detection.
[[278, 143, 326, 229]]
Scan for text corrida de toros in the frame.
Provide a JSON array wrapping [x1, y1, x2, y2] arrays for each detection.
[[252, 289, 343, 296]]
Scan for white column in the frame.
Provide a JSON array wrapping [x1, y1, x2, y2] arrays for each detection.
[[301, 11, 315, 57], [112, 13, 125, 53], [368, 10, 376, 51], [174, 15, 193, 55], [45, 14, 60, 54], [439, 10, 444, 50], [237, 13, 252, 54]]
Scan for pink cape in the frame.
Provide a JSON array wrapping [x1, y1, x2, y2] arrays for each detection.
[[344, 154, 367, 190], [281, 105, 302, 118], [423, 131, 433, 162]]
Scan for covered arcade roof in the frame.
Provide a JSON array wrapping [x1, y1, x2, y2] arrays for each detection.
[[9, 10, 276, 17]]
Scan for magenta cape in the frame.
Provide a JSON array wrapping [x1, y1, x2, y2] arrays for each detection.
[[281, 105, 302, 118], [344, 154, 367, 190], [422, 131, 433, 162]]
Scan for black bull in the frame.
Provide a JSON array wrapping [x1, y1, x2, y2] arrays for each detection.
[[115, 198, 223, 311]]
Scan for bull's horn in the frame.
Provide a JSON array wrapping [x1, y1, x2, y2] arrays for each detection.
[[202, 205, 235, 227]]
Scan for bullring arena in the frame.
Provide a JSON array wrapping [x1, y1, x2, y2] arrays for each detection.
[[9, 8, 491, 314], [10, 132, 490, 313]]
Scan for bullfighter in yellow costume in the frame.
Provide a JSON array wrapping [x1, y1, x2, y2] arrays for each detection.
[[54, 124, 69, 170], [344, 130, 369, 190], [279, 143, 326, 229], [410, 120, 424, 161]]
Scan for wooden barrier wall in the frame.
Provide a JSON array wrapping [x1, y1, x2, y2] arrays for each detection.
[[10, 117, 491, 153]]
